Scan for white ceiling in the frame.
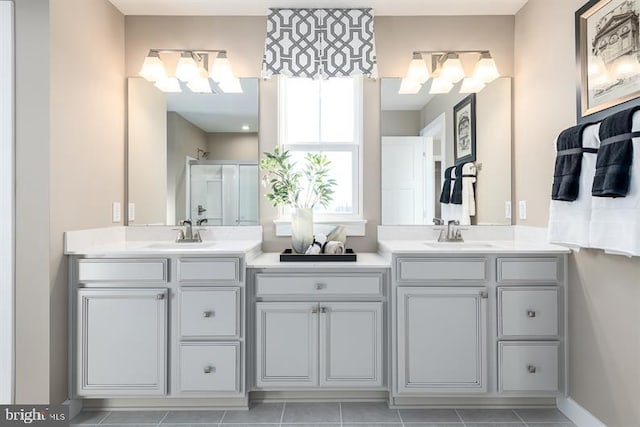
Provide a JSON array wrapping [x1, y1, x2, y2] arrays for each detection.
[[166, 78, 259, 133], [109, 0, 528, 16]]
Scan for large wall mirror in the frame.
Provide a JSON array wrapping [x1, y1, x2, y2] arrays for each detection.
[[380, 77, 512, 226], [127, 77, 259, 226]]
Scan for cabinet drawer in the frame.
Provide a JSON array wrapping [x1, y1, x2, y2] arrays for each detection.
[[498, 287, 559, 338], [498, 342, 559, 393], [180, 288, 240, 338], [178, 258, 240, 283], [255, 274, 382, 297], [77, 259, 167, 282], [497, 258, 560, 283], [179, 342, 240, 393], [397, 258, 487, 282]]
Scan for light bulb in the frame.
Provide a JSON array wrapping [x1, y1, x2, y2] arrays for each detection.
[[429, 76, 454, 94], [460, 77, 486, 93], [472, 52, 500, 84], [210, 52, 234, 83], [175, 52, 200, 82], [154, 76, 181, 93], [398, 77, 422, 94], [441, 53, 465, 84], [139, 51, 166, 82], [406, 54, 430, 84]]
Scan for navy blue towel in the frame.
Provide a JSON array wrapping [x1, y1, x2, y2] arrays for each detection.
[[551, 123, 597, 201], [592, 106, 640, 198], [439, 166, 455, 204], [450, 164, 465, 205]]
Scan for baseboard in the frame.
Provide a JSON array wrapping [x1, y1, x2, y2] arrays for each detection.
[[557, 397, 607, 427], [63, 399, 82, 421]]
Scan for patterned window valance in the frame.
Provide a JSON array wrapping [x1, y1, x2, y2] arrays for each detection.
[[261, 8, 377, 79]]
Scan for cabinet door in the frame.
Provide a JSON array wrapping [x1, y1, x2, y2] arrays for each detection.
[[255, 302, 318, 388], [397, 287, 487, 393], [319, 302, 383, 387], [77, 288, 167, 396]]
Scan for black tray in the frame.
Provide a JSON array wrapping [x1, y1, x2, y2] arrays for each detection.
[[280, 248, 357, 262]]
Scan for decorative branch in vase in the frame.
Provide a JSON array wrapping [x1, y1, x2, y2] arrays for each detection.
[[260, 147, 337, 253]]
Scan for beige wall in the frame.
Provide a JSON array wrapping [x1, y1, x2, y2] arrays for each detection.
[[381, 111, 421, 136], [207, 132, 259, 161], [14, 0, 125, 403], [515, 1, 640, 425], [167, 112, 208, 224], [128, 78, 167, 225], [15, 0, 50, 404]]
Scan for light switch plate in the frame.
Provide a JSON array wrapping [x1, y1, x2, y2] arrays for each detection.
[[518, 200, 527, 220], [128, 202, 135, 222], [112, 202, 121, 223], [505, 201, 512, 219]]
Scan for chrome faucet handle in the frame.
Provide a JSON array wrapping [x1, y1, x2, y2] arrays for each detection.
[[433, 217, 445, 225], [196, 218, 208, 226]]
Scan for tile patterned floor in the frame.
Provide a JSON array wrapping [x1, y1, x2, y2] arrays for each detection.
[[70, 403, 576, 427]]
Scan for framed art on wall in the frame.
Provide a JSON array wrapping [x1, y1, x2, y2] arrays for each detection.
[[576, 0, 640, 122], [453, 93, 476, 165]]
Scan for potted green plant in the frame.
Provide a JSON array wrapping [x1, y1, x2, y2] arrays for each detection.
[[260, 147, 336, 253]]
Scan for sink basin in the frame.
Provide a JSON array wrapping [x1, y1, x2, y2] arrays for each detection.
[[424, 241, 496, 249], [142, 241, 216, 250]]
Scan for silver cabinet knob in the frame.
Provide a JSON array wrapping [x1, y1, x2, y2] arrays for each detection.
[[479, 291, 488, 299], [527, 310, 536, 318], [320, 306, 328, 314], [203, 366, 216, 374], [203, 310, 215, 318], [315, 283, 326, 290], [156, 293, 165, 300], [527, 365, 536, 374]]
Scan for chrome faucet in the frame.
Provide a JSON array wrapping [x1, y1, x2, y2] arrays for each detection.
[[176, 219, 202, 243], [437, 220, 464, 242]]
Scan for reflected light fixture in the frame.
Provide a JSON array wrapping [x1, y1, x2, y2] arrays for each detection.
[[399, 50, 501, 95], [242, 124, 250, 131], [138, 49, 242, 94], [615, 55, 640, 79]]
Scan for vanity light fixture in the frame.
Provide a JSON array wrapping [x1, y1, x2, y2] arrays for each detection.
[[400, 50, 500, 95], [138, 49, 242, 94]]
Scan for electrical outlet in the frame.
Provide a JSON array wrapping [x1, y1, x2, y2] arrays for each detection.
[[128, 202, 136, 222], [519, 200, 527, 220], [112, 202, 121, 223], [505, 201, 512, 219]]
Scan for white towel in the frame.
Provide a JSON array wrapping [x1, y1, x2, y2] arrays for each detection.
[[548, 123, 600, 248], [461, 162, 477, 225], [589, 111, 640, 256], [324, 241, 345, 255]]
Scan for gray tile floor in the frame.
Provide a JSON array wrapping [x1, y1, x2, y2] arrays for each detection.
[[70, 402, 576, 427]]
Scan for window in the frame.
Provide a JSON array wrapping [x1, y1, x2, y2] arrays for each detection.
[[278, 75, 363, 219]]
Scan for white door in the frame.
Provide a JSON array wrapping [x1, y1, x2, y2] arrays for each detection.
[[76, 288, 167, 396], [397, 287, 487, 393], [381, 137, 427, 225], [319, 302, 383, 387], [0, 0, 14, 404], [255, 302, 319, 388]]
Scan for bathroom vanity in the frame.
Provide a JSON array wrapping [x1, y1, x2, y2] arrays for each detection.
[[65, 226, 569, 410]]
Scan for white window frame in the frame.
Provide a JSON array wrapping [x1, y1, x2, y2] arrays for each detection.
[[274, 75, 366, 236], [0, 0, 15, 404]]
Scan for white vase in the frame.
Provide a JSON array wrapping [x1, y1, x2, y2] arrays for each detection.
[[291, 207, 314, 254]]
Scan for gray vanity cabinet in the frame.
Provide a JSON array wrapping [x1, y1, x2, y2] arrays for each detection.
[[397, 287, 487, 393], [76, 288, 168, 396]]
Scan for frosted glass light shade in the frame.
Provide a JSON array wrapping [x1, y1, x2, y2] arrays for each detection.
[[139, 51, 166, 82], [429, 77, 454, 94], [588, 55, 607, 77], [187, 77, 212, 93], [154, 76, 181, 93], [219, 78, 243, 93], [460, 77, 486, 93], [615, 55, 640, 79], [398, 77, 422, 94], [441, 54, 465, 84], [210, 53, 234, 83], [175, 52, 200, 82], [406, 55, 430, 84], [473, 52, 500, 83]]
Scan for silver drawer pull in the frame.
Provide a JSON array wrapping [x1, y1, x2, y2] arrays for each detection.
[[527, 365, 536, 374], [315, 283, 326, 290], [479, 291, 488, 299], [527, 310, 536, 318], [156, 293, 165, 300], [311, 307, 319, 314], [203, 366, 216, 374], [203, 310, 215, 318]]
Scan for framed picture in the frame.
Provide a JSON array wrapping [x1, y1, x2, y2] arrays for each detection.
[[576, 0, 640, 122], [453, 94, 476, 165]]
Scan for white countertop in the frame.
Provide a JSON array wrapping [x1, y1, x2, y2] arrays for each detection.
[[378, 239, 570, 255], [248, 252, 390, 268], [64, 239, 262, 257]]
